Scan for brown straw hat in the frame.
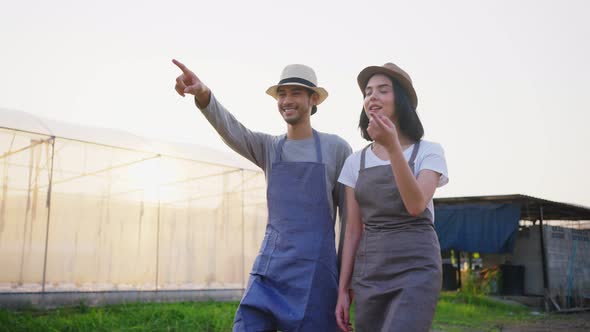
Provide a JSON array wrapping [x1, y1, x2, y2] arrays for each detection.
[[357, 62, 418, 109]]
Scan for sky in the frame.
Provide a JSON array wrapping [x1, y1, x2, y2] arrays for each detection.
[[1, 0, 589, 207]]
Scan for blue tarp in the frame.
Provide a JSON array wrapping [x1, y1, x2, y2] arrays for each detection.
[[434, 203, 521, 253]]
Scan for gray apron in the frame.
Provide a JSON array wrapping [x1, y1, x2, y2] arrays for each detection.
[[352, 141, 442, 332]]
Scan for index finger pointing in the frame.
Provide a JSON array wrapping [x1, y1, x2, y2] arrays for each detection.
[[172, 59, 192, 74]]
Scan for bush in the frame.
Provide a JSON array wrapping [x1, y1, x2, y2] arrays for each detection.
[[460, 266, 502, 297]]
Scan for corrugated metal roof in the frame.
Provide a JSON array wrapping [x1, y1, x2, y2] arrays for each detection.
[[434, 194, 590, 221]]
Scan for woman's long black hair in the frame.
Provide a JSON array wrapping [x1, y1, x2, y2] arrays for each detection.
[[358, 76, 424, 142]]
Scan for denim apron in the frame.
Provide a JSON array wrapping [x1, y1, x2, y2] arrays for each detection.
[[233, 130, 339, 332]]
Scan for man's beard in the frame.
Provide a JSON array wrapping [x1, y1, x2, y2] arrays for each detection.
[[282, 110, 302, 125], [284, 115, 301, 125]]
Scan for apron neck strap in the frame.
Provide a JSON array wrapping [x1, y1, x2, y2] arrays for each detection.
[[409, 140, 421, 164], [408, 140, 421, 171], [360, 141, 421, 171], [275, 130, 322, 163], [360, 144, 372, 170]]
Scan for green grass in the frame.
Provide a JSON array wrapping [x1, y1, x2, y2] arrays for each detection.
[[433, 292, 535, 331], [0, 301, 237, 332], [0, 292, 541, 332]]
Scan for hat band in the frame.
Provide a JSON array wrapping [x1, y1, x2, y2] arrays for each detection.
[[278, 77, 316, 88]]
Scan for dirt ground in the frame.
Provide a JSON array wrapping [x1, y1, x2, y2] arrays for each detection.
[[500, 311, 590, 331], [432, 311, 590, 331]]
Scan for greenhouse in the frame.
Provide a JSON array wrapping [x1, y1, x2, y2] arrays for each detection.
[[0, 108, 268, 307]]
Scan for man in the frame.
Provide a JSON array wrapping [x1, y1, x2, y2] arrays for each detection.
[[173, 59, 351, 331]]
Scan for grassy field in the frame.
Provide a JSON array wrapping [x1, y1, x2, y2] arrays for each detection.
[[0, 292, 550, 332], [433, 292, 534, 331]]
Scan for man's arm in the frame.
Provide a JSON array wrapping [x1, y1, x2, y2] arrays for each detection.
[[173, 59, 272, 169], [197, 94, 272, 169]]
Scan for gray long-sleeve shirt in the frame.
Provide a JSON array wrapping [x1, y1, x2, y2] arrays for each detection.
[[196, 94, 352, 253]]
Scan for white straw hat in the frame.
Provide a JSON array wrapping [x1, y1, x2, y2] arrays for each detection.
[[266, 64, 329, 105]]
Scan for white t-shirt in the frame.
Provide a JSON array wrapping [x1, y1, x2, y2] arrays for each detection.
[[337, 140, 449, 218]]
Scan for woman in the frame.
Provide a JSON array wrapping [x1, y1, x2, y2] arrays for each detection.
[[335, 63, 449, 332]]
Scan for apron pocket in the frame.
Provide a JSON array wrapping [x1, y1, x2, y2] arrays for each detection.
[[251, 229, 278, 276]]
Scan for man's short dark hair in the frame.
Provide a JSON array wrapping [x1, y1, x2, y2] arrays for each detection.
[[306, 89, 318, 115]]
